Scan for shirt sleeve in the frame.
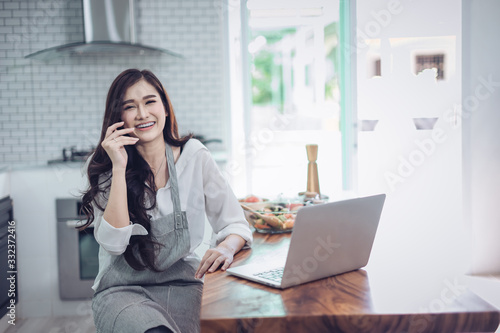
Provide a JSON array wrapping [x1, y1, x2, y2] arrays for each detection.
[[201, 150, 253, 248], [92, 204, 148, 256]]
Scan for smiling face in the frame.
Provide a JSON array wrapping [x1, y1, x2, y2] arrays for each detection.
[[121, 79, 167, 145]]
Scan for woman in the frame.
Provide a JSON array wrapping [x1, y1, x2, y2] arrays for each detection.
[[81, 69, 252, 333]]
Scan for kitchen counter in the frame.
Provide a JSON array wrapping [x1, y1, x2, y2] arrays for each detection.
[[201, 233, 500, 332], [0, 161, 85, 171], [8, 165, 89, 318], [11, 149, 229, 169]]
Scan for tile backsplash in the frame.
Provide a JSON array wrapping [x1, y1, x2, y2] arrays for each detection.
[[0, 0, 228, 165]]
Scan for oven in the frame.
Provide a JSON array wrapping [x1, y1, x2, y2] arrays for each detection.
[[56, 198, 99, 300]]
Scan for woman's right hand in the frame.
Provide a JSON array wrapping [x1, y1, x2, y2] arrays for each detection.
[[101, 121, 139, 170]]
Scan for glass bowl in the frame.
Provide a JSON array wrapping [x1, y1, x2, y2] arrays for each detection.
[[240, 201, 304, 234]]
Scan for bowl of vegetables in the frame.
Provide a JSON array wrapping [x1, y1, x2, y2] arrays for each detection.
[[240, 201, 304, 234]]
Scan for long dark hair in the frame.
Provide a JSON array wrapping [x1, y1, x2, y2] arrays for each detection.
[[80, 69, 192, 271]]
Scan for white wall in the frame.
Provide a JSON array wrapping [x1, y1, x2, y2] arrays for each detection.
[[0, 169, 9, 199], [462, 0, 500, 275], [356, 0, 468, 275]]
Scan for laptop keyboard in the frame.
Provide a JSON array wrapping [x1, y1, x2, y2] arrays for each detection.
[[254, 267, 284, 283]]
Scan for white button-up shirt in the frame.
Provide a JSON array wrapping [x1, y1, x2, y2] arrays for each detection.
[[91, 139, 253, 291]]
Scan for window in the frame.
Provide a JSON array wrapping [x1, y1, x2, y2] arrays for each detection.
[[415, 54, 445, 80], [241, 0, 341, 199]]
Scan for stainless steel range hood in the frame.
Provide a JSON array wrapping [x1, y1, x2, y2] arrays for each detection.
[[25, 0, 182, 61]]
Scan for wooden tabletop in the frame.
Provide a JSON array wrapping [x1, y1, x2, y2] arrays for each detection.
[[201, 233, 500, 333]]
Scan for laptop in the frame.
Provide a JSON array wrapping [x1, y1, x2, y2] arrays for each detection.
[[226, 194, 386, 289]]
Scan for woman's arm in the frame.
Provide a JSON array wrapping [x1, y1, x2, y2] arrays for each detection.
[[91, 122, 148, 256], [101, 121, 138, 228], [195, 234, 246, 279], [102, 167, 131, 228], [194, 148, 253, 278], [93, 178, 149, 255]]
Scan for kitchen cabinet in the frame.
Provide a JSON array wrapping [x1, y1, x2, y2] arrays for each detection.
[[9, 164, 90, 318], [0, 196, 15, 320]]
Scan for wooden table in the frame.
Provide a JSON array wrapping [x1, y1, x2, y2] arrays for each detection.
[[201, 233, 500, 333]]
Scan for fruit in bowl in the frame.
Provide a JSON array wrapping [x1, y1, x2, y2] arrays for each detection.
[[242, 195, 262, 203], [238, 195, 269, 211], [240, 201, 304, 233]]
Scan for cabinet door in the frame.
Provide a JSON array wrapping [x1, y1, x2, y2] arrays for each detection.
[[0, 197, 14, 319]]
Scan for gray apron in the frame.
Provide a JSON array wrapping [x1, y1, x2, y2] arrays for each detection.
[[92, 144, 203, 333]]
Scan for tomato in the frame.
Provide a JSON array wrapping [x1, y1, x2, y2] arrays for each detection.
[[245, 195, 261, 203], [288, 203, 304, 211]]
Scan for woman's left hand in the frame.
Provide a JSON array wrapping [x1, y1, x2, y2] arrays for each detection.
[[195, 234, 246, 279], [195, 244, 234, 279]]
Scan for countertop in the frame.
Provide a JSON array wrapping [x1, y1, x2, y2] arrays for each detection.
[[0, 150, 228, 172], [201, 233, 500, 333]]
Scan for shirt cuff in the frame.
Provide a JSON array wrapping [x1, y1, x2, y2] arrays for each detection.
[[96, 217, 148, 255], [214, 223, 253, 249]]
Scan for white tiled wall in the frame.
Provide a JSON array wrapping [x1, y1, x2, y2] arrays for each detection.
[[0, 0, 228, 166]]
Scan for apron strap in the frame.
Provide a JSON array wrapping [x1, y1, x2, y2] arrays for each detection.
[[165, 144, 182, 214]]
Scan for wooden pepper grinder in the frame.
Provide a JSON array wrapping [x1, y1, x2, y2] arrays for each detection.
[[306, 144, 320, 196]]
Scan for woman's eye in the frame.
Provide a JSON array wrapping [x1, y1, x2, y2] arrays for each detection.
[[146, 100, 156, 105], [123, 105, 134, 111]]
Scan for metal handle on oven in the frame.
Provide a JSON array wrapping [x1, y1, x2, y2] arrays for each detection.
[[65, 220, 94, 228]]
